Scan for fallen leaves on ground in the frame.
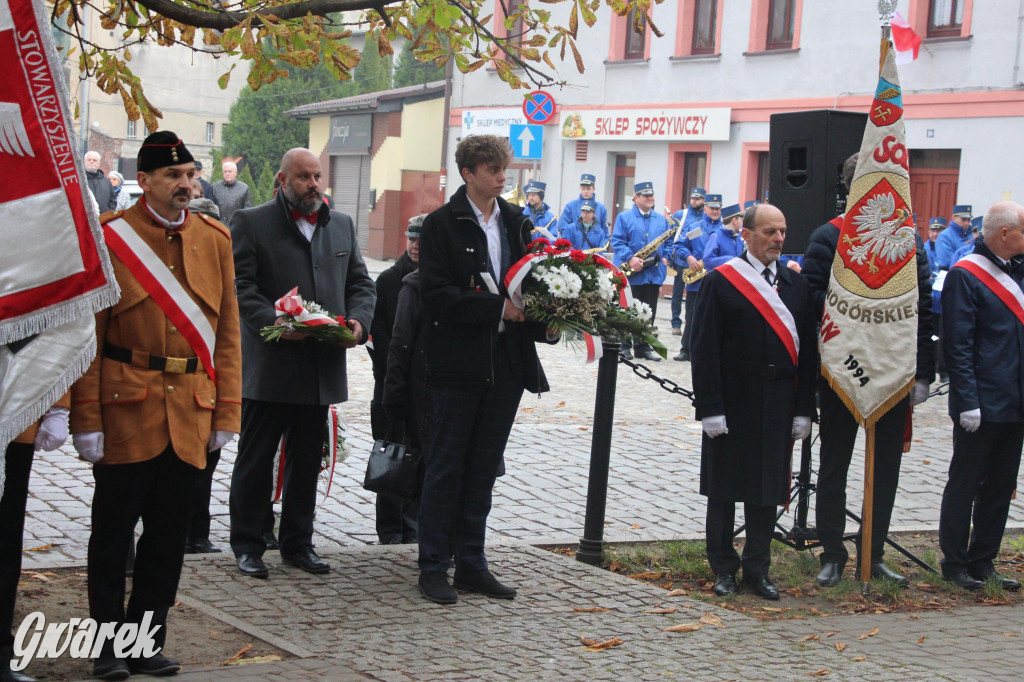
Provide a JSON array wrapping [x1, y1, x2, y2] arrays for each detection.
[[664, 622, 703, 633], [220, 643, 252, 666], [627, 571, 663, 580], [573, 607, 611, 613], [800, 634, 820, 642], [23, 543, 54, 552], [853, 656, 866, 661], [916, 636, 926, 643], [1003, 632, 1020, 637], [647, 607, 678, 614], [699, 613, 724, 628], [835, 642, 847, 652], [556, 401, 566, 408], [665, 589, 687, 597], [628, 523, 642, 530], [809, 669, 830, 676], [225, 655, 283, 667], [580, 635, 624, 651], [857, 627, 880, 640]]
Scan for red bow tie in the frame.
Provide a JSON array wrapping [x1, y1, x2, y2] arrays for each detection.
[[291, 209, 318, 224]]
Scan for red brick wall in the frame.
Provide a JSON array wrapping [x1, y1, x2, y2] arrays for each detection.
[[88, 130, 123, 175]]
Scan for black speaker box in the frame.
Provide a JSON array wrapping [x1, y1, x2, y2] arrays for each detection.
[[768, 109, 868, 254]]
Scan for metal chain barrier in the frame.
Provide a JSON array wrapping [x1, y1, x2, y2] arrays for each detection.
[[617, 355, 695, 402], [929, 381, 949, 398]]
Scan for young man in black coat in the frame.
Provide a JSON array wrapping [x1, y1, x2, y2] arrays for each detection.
[[801, 154, 935, 588], [691, 203, 818, 600], [416, 135, 554, 604], [368, 215, 424, 544]]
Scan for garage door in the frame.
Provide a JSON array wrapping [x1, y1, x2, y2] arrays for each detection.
[[330, 154, 371, 250]]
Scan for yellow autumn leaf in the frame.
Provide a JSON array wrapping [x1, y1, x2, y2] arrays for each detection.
[[699, 613, 724, 628], [663, 623, 703, 633], [835, 642, 847, 652]]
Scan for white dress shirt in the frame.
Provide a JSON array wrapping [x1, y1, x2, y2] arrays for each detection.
[[745, 251, 778, 284], [143, 201, 187, 230], [467, 196, 503, 277], [294, 217, 316, 242]]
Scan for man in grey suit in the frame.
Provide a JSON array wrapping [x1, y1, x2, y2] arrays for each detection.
[[229, 148, 375, 578]]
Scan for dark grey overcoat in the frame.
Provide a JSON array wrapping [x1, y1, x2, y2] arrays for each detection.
[[690, 257, 817, 506], [230, 191, 376, 405]]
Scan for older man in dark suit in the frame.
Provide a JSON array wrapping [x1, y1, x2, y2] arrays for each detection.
[[691, 203, 817, 600], [228, 148, 375, 579]]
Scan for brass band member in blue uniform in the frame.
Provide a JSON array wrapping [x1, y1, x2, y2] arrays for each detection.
[[559, 173, 608, 234], [560, 198, 608, 252], [611, 181, 669, 361], [670, 193, 721, 361]]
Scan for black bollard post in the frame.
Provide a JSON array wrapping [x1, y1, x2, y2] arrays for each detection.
[[577, 339, 621, 566]]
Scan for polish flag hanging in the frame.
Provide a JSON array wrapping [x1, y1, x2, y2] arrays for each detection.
[[891, 12, 922, 65]]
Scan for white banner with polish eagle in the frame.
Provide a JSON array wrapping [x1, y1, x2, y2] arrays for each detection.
[[819, 40, 918, 427]]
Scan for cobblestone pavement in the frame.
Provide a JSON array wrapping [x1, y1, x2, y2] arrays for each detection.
[[17, 257, 1024, 680], [168, 543, 969, 681], [19, 280, 1004, 565]]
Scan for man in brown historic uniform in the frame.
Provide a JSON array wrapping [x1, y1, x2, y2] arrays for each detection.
[[71, 131, 241, 680]]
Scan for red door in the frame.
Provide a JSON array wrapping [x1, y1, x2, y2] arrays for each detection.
[[909, 168, 959, 239]]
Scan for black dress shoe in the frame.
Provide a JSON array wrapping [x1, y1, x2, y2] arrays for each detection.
[[620, 348, 633, 360], [673, 351, 690, 362], [713, 573, 737, 596], [816, 562, 844, 587], [236, 553, 269, 578], [128, 653, 181, 676], [743, 573, 780, 600], [263, 530, 280, 551], [186, 538, 222, 554], [93, 654, 130, 680], [1, 668, 38, 682], [419, 571, 457, 604], [635, 348, 662, 362], [972, 568, 1022, 591], [378, 536, 403, 545], [281, 547, 330, 574], [871, 562, 909, 587], [944, 569, 984, 591], [453, 569, 517, 599]]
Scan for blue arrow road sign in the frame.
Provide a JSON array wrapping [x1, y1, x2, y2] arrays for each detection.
[[509, 124, 543, 160]]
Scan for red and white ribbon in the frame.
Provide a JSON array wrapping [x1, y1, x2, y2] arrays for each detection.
[[103, 218, 217, 383], [717, 257, 799, 365], [275, 287, 344, 327], [954, 254, 1024, 328], [583, 333, 603, 364]]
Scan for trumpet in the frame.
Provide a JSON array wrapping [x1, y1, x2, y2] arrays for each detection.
[[583, 240, 610, 255], [682, 260, 707, 284]]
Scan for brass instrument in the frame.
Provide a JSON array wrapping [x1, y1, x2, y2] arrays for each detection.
[[619, 225, 678, 277], [530, 215, 558, 238], [501, 184, 526, 207], [583, 239, 611, 255], [666, 204, 709, 285], [682, 260, 707, 284]]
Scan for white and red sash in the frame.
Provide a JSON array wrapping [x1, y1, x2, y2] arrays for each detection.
[[954, 254, 1024, 328], [103, 218, 217, 383], [716, 257, 799, 365]]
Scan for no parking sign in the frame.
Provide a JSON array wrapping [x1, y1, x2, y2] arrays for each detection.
[[522, 91, 556, 125]]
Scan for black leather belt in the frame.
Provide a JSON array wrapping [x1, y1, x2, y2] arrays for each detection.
[[725, 361, 797, 380], [103, 344, 201, 374]]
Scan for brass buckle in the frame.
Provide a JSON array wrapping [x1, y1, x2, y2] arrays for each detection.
[[164, 356, 188, 374]]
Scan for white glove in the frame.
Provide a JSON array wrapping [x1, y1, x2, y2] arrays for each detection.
[[34, 407, 69, 452], [73, 431, 104, 463], [959, 409, 981, 433], [791, 416, 812, 441], [703, 415, 728, 438], [911, 380, 930, 406], [208, 430, 236, 452]]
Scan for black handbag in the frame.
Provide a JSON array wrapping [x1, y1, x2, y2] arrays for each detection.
[[363, 438, 422, 500]]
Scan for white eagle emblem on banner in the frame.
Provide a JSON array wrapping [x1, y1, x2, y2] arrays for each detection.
[[0, 102, 33, 158]]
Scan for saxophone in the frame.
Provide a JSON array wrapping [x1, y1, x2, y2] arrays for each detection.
[[619, 225, 678, 276]]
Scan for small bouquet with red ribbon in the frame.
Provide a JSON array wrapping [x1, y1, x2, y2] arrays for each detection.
[[260, 287, 356, 345]]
